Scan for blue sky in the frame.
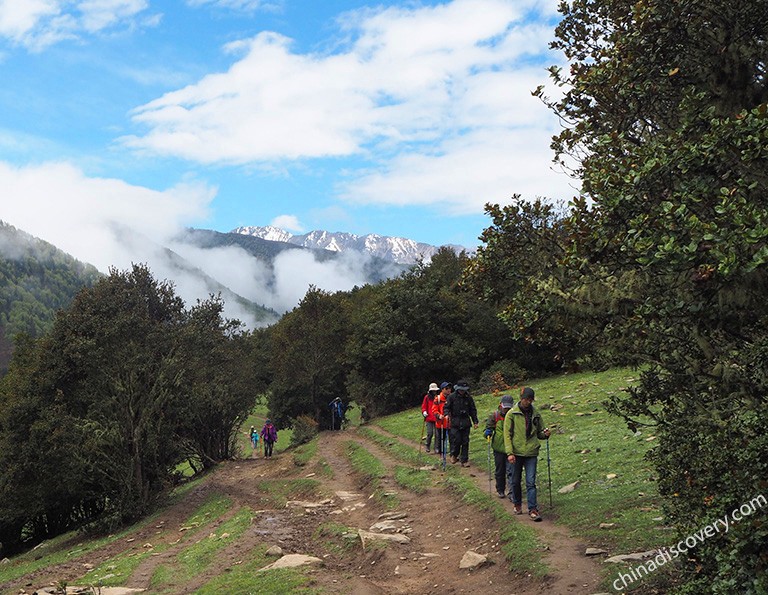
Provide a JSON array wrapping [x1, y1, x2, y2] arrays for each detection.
[[1, 0, 573, 266]]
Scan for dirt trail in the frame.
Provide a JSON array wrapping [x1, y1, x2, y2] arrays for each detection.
[[3, 426, 605, 595], [369, 424, 604, 594]]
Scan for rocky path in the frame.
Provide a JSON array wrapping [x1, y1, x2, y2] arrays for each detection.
[[368, 424, 605, 594], [3, 426, 605, 595]]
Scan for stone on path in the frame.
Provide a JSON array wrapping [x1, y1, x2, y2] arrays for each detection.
[[558, 480, 580, 494], [258, 554, 323, 571], [459, 550, 488, 570], [286, 499, 332, 508], [358, 529, 411, 546], [378, 511, 407, 520], [585, 547, 608, 556], [604, 550, 658, 563], [265, 545, 284, 556], [369, 520, 400, 533]]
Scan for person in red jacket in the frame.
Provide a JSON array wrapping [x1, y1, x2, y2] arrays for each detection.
[[421, 383, 439, 452], [431, 382, 452, 455]]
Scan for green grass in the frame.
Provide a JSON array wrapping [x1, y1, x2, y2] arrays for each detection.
[[313, 521, 362, 555], [178, 508, 254, 578], [393, 465, 430, 494], [255, 478, 322, 508], [358, 426, 435, 466], [194, 549, 321, 595], [373, 367, 670, 590], [342, 440, 399, 509], [292, 438, 318, 467]]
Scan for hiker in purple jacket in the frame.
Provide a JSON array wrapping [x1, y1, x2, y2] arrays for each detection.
[[260, 419, 278, 457]]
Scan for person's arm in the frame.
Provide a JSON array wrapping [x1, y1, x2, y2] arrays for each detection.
[[470, 397, 479, 427], [503, 413, 516, 462], [535, 413, 550, 439]]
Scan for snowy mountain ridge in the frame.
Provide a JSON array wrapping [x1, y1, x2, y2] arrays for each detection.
[[233, 225, 466, 265]]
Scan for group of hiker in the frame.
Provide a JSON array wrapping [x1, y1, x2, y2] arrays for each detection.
[[250, 419, 278, 458], [421, 381, 550, 522]]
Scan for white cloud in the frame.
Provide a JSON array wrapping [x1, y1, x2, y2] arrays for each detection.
[[0, 160, 386, 325], [0, 0, 150, 50], [186, 0, 281, 11], [270, 214, 303, 233], [121, 0, 568, 211]]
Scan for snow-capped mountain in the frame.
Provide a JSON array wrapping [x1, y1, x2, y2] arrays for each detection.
[[233, 226, 466, 265]]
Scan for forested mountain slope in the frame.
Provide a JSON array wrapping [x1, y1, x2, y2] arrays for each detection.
[[0, 221, 101, 372]]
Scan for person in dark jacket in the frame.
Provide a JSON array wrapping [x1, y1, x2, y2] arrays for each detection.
[[484, 394, 514, 497], [444, 379, 479, 467]]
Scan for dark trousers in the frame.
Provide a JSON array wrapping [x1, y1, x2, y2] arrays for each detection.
[[450, 427, 471, 463], [493, 450, 509, 494], [425, 421, 435, 450], [264, 440, 274, 457], [435, 427, 449, 454]]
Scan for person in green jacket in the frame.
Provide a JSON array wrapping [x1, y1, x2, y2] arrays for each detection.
[[484, 394, 514, 498], [503, 387, 550, 521]]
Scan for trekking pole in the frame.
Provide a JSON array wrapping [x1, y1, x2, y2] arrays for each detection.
[[441, 428, 447, 472], [486, 436, 492, 496], [419, 417, 426, 452], [546, 437, 553, 509]]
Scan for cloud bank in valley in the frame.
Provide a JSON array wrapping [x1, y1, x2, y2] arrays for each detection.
[[0, 161, 384, 326]]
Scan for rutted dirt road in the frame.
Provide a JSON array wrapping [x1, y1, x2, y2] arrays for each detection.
[[2, 426, 603, 595]]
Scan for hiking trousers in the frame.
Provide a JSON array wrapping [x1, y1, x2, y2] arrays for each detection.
[[425, 421, 435, 450], [450, 427, 471, 463], [493, 450, 508, 495], [508, 455, 538, 510]]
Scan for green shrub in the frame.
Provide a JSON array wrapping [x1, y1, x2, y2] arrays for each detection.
[[476, 359, 527, 394], [289, 415, 319, 447]]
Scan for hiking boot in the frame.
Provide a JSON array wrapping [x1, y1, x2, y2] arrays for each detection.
[[529, 509, 542, 522], [460, 461, 469, 467], [496, 491, 506, 499], [513, 504, 523, 515], [450, 455, 458, 464], [425, 448, 430, 453]]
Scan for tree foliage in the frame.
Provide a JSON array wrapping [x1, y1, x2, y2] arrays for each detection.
[[544, 1, 768, 590], [0, 264, 261, 555], [267, 286, 351, 430], [345, 248, 519, 416]]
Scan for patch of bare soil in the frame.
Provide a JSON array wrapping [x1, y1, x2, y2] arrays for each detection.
[[3, 426, 604, 595], [371, 425, 605, 594]]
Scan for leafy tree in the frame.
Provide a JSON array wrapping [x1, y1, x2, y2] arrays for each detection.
[[544, 1, 768, 590], [346, 249, 517, 416], [267, 287, 350, 429], [0, 264, 268, 553], [176, 297, 262, 469]]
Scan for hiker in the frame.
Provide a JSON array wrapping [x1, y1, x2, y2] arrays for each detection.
[[444, 379, 479, 467], [421, 382, 439, 452], [484, 394, 514, 498], [250, 425, 259, 452], [432, 382, 451, 455], [504, 387, 551, 521], [329, 397, 345, 430], [260, 419, 278, 457]]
